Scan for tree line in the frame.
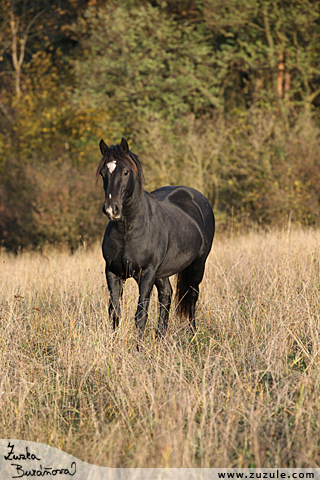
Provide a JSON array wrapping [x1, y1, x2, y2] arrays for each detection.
[[1, 0, 320, 250]]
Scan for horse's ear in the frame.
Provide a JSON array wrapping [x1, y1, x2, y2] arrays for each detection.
[[99, 139, 108, 155], [120, 137, 129, 155]]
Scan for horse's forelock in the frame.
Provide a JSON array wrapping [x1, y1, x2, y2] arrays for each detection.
[[96, 144, 144, 186]]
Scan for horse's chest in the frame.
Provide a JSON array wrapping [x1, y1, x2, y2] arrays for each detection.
[[104, 237, 146, 279], [122, 241, 150, 277]]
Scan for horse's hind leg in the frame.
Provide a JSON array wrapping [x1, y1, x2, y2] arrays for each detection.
[[106, 269, 123, 329], [155, 277, 172, 337], [186, 257, 207, 333]]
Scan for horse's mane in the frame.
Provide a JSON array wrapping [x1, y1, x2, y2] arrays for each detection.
[[96, 144, 144, 187]]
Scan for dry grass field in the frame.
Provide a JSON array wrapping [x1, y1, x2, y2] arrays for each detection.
[[1, 228, 320, 467]]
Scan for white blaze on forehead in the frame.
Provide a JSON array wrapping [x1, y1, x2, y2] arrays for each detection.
[[109, 194, 111, 199], [107, 160, 116, 173]]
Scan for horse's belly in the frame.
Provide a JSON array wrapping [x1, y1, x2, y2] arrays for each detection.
[[155, 254, 197, 278], [155, 228, 202, 277]]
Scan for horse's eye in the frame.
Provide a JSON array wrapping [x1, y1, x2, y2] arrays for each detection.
[[124, 170, 129, 176]]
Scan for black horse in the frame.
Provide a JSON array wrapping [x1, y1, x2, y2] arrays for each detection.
[[97, 138, 215, 341]]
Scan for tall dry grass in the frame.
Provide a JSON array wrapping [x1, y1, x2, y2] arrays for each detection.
[[1, 228, 320, 467]]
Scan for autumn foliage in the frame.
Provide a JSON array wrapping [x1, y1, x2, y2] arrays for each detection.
[[1, 0, 320, 249]]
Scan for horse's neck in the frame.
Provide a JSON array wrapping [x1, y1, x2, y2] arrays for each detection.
[[122, 188, 150, 231]]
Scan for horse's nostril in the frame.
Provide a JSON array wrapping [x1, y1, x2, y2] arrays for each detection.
[[113, 204, 119, 215]]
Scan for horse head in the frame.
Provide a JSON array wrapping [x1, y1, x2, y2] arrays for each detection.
[[96, 138, 143, 221]]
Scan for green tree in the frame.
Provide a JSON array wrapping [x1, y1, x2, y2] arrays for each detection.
[[71, 1, 222, 134], [201, 0, 320, 114]]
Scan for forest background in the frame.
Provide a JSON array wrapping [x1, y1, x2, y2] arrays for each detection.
[[1, 0, 320, 251]]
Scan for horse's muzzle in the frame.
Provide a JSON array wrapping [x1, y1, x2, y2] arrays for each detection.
[[103, 203, 121, 220]]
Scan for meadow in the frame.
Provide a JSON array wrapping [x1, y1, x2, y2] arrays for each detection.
[[1, 228, 320, 467]]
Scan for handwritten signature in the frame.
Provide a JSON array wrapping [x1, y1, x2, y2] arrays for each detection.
[[3, 442, 77, 478]]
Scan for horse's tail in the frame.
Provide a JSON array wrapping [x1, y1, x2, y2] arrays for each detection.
[[176, 269, 190, 319]]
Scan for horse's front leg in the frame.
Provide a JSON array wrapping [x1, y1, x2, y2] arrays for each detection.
[[135, 269, 155, 342], [106, 269, 123, 330]]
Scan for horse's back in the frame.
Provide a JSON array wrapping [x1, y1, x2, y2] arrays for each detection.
[[151, 186, 215, 249]]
